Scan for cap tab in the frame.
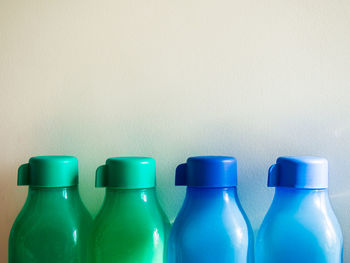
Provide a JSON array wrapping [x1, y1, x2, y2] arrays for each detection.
[[18, 163, 30, 186], [96, 157, 156, 189], [175, 156, 237, 187], [17, 156, 79, 187], [268, 156, 328, 189], [96, 165, 107, 187], [175, 163, 187, 186]]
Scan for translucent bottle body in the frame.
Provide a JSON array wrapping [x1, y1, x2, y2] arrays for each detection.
[[91, 188, 170, 263], [169, 187, 254, 263], [9, 186, 92, 263], [256, 188, 343, 263]]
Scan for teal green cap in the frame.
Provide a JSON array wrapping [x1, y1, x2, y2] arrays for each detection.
[[96, 157, 156, 189], [18, 156, 79, 187]]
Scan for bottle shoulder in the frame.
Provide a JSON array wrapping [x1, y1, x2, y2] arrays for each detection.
[[94, 204, 168, 231], [258, 202, 343, 245], [175, 194, 247, 221], [9, 210, 90, 263], [256, 215, 343, 262], [169, 203, 252, 261], [92, 210, 169, 249], [93, 199, 169, 235], [10, 200, 92, 238], [171, 201, 250, 245]]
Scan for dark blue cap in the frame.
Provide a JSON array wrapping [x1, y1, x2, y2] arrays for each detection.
[[268, 156, 328, 189], [175, 156, 237, 187]]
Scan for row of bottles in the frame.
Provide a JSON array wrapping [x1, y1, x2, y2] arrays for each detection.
[[9, 155, 343, 262]]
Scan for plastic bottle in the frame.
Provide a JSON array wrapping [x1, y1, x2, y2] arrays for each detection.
[[91, 157, 170, 263], [9, 156, 92, 263], [168, 156, 254, 263], [256, 156, 343, 263]]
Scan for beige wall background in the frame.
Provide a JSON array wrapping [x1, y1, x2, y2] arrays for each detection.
[[1, 0, 350, 261]]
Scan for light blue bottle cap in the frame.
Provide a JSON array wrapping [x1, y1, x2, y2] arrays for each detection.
[[268, 156, 328, 189]]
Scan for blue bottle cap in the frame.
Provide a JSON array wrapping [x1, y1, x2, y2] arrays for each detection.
[[175, 156, 237, 187], [268, 156, 328, 189]]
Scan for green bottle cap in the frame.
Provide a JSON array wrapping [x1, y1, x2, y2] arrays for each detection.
[[18, 156, 79, 187], [96, 157, 156, 189]]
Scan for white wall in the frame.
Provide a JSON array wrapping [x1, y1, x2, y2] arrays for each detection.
[[1, 0, 350, 260]]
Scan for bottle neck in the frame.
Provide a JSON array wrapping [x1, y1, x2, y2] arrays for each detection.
[[272, 187, 330, 208], [24, 186, 81, 208], [102, 188, 158, 209], [177, 187, 249, 220], [184, 187, 240, 205]]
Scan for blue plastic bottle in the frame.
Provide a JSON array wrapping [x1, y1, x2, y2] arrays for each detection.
[[168, 156, 254, 263], [256, 156, 343, 263]]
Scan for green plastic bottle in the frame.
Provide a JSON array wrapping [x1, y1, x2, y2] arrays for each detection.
[[9, 156, 92, 263], [91, 157, 170, 263]]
